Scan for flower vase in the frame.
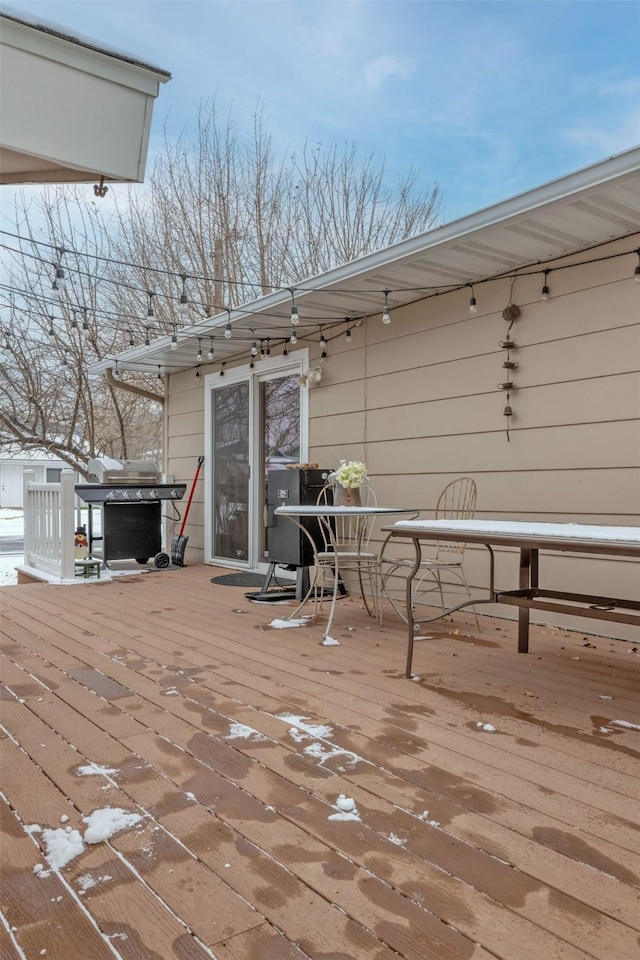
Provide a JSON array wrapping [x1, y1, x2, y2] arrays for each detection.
[[334, 484, 361, 507]]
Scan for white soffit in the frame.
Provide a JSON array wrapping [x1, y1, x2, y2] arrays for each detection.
[[0, 10, 170, 185], [93, 148, 640, 375]]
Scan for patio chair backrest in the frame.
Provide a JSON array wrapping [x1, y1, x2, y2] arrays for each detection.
[[316, 482, 378, 553], [435, 477, 477, 559]]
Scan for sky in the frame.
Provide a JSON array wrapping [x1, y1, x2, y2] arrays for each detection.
[[3, 0, 640, 223]]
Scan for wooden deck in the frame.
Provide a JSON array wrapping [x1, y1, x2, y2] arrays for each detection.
[[1, 563, 638, 960]]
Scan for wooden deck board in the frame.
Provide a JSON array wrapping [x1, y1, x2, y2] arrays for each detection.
[[1, 565, 639, 960]]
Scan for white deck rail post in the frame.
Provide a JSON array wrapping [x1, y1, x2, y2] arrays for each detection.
[[60, 469, 76, 580], [22, 469, 35, 563]]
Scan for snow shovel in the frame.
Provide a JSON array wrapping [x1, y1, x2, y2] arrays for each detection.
[[171, 456, 204, 566]]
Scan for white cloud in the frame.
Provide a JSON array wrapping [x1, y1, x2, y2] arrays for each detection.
[[563, 109, 640, 156], [363, 55, 409, 91]]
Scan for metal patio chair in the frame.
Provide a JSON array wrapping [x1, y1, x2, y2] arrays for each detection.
[[380, 476, 480, 628], [313, 481, 381, 618]]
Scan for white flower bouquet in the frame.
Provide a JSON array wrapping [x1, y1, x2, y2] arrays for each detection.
[[332, 459, 368, 489]]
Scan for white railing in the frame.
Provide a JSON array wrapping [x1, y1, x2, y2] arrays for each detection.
[[22, 468, 76, 580]]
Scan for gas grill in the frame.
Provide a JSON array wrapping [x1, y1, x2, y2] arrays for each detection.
[[75, 458, 186, 568]]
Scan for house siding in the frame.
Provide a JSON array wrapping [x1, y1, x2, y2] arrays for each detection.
[[166, 234, 640, 639]]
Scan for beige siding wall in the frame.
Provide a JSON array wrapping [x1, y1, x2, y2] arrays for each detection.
[[307, 235, 640, 639], [166, 235, 640, 639]]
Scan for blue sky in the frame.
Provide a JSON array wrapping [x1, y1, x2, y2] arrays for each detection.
[[4, 0, 640, 221]]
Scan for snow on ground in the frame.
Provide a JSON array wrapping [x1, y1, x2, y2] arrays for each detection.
[[0, 509, 24, 586]]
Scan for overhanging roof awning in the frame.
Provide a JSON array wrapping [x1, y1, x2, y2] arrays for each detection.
[[0, 10, 171, 186], [90, 145, 640, 377]]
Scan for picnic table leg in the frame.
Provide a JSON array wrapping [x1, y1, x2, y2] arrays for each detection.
[[405, 538, 423, 678], [518, 547, 532, 653]]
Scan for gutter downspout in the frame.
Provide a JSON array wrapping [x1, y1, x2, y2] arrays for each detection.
[[105, 367, 164, 405]]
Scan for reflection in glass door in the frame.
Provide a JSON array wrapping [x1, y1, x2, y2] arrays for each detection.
[[212, 380, 250, 562], [260, 374, 301, 561]]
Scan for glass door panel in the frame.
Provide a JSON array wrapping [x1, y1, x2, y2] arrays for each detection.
[[212, 381, 250, 562], [260, 374, 301, 561]]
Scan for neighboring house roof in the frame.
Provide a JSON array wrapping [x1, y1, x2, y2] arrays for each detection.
[[0, 7, 170, 186], [90, 145, 640, 377]]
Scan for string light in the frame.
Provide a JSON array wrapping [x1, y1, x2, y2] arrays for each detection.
[[207, 336, 215, 360], [250, 330, 258, 356], [170, 323, 178, 351], [345, 328, 352, 343], [48, 315, 55, 341], [289, 288, 299, 325], [468, 284, 477, 314], [196, 338, 203, 362], [265, 338, 271, 356], [282, 343, 288, 356], [541, 269, 551, 300], [382, 289, 391, 325], [220, 362, 225, 377], [319, 329, 327, 349], [145, 325, 152, 346], [81, 307, 89, 339], [51, 247, 65, 298], [178, 274, 189, 314], [114, 360, 120, 379], [157, 365, 162, 380], [147, 291, 155, 317], [195, 366, 200, 379], [128, 330, 135, 346], [290, 329, 297, 345], [224, 308, 232, 339]]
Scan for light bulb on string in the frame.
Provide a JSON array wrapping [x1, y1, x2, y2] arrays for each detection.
[[113, 360, 120, 379], [290, 329, 297, 345], [52, 248, 65, 292], [382, 289, 391, 325], [541, 269, 551, 300], [319, 329, 327, 350], [224, 308, 232, 339], [178, 274, 189, 314], [250, 330, 258, 356], [346, 329, 352, 343], [70, 311, 79, 331], [196, 338, 203, 362], [220, 362, 225, 377], [207, 336, 215, 360], [50, 279, 61, 301], [48, 316, 55, 341], [289, 288, 299, 325], [283, 343, 288, 357], [147, 291, 155, 318], [265, 338, 271, 356], [157, 366, 163, 381], [170, 323, 178, 351], [249, 356, 255, 369], [145, 326, 152, 347], [468, 284, 477, 314], [195, 366, 200, 379], [81, 308, 89, 339], [128, 330, 135, 347]]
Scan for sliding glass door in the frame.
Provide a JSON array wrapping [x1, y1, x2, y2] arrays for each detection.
[[208, 360, 305, 568]]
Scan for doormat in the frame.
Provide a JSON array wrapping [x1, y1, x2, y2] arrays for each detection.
[[211, 572, 267, 587]]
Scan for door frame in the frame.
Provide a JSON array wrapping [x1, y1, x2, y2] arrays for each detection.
[[203, 348, 310, 569]]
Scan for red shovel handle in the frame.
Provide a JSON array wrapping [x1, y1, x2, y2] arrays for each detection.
[[178, 456, 204, 537]]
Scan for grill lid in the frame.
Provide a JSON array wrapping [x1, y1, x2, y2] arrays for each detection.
[[87, 457, 160, 484]]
